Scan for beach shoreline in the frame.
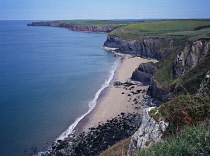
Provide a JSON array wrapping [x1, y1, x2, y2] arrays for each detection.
[[76, 55, 157, 134], [40, 55, 158, 156], [74, 57, 122, 135]]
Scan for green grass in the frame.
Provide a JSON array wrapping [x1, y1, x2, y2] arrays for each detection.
[[132, 120, 210, 156], [125, 20, 210, 32], [57, 20, 132, 26], [111, 20, 210, 40]]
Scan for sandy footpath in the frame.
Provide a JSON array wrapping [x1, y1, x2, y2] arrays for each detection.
[[82, 56, 157, 132]]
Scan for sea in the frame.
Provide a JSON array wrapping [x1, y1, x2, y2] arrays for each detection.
[[0, 20, 119, 156]]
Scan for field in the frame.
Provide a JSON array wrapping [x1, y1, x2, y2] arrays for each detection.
[[57, 20, 141, 26], [111, 19, 210, 40]]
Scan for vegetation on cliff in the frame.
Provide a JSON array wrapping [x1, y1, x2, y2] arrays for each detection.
[[57, 20, 137, 26], [133, 120, 210, 156], [175, 53, 210, 95], [149, 95, 210, 133]]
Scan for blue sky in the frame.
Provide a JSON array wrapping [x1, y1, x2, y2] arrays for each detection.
[[1, 0, 210, 20]]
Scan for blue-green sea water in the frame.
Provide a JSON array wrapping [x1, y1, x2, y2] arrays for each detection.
[[0, 20, 117, 156]]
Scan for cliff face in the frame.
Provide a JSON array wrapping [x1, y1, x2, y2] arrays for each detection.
[[147, 79, 173, 103], [131, 62, 157, 84], [148, 39, 209, 102], [27, 22, 122, 33], [103, 35, 174, 60], [173, 40, 210, 78], [104, 35, 170, 103], [128, 107, 168, 155]]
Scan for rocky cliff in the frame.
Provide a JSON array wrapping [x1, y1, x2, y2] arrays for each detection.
[[131, 62, 157, 84], [128, 107, 169, 156], [104, 35, 210, 103], [103, 35, 175, 60], [173, 39, 210, 78], [27, 21, 123, 33]]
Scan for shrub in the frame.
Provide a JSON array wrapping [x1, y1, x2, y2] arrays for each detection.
[[149, 95, 210, 134], [132, 120, 210, 156]]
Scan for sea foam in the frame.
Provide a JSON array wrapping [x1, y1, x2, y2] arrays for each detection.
[[55, 57, 121, 141]]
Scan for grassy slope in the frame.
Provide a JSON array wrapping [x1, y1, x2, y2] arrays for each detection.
[[133, 95, 210, 156], [111, 19, 210, 40], [153, 37, 188, 89], [149, 95, 210, 132], [99, 138, 131, 156]]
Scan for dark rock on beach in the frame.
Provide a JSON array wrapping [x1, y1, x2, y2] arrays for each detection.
[[43, 113, 142, 156]]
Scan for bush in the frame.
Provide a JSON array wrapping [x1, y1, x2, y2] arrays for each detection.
[[149, 95, 210, 134]]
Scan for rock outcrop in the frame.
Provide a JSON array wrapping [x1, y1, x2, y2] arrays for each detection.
[[173, 39, 210, 78], [27, 21, 123, 33], [131, 62, 157, 84], [197, 70, 210, 97], [128, 107, 169, 156], [147, 79, 172, 103]]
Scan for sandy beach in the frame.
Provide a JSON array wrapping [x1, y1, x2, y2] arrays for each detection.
[[82, 56, 157, 132]]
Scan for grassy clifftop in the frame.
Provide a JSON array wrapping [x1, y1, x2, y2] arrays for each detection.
[[57, 20, 136, 26], [111, 19, 210, 40], [30, 20, 142, 26]]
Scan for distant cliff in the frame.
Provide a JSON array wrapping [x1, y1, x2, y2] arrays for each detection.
[[27, 21, 125, 33]]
